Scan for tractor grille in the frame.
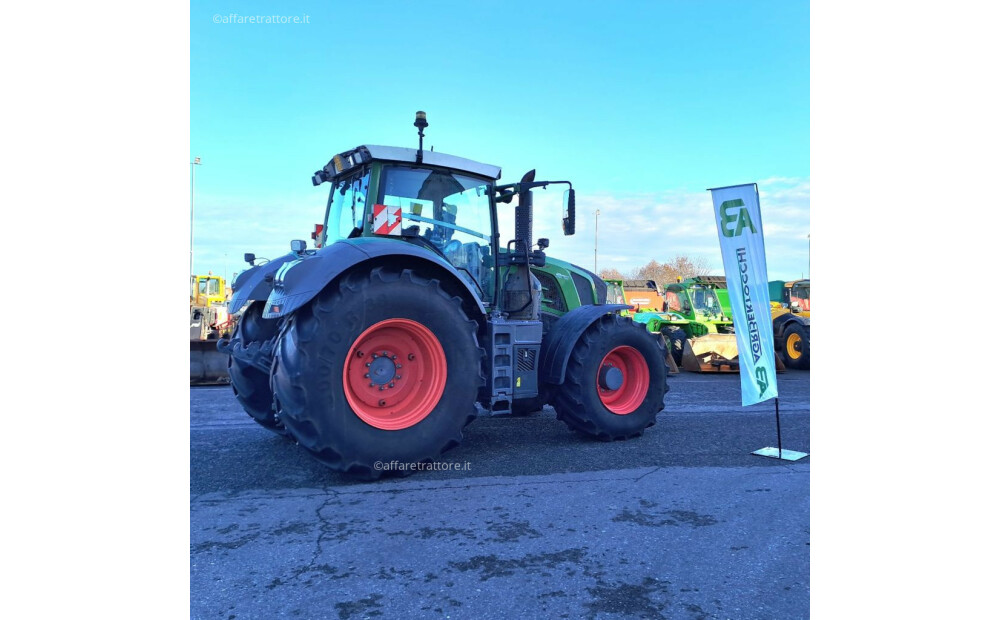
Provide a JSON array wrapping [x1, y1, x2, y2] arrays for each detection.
[[517, 348, 537, 371]]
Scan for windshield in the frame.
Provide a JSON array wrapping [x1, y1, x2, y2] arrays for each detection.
[[790, 282, 810, 311], [197, 278, 221, 296], [690, 286, 721, 315], [323, 169, 371, 244], [606, 282, 625, 305], [380, 166, 495, 303]]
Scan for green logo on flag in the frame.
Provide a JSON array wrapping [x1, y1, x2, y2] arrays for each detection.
[[719, 199, 758, 237], [755, 366, 769, 397]]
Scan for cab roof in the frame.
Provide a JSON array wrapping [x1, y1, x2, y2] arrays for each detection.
[[363, 145, 502, 180], [313, 145, 502, 186]]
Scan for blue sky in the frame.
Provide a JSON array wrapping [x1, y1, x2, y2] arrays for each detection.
[[191, 0, 809, 281]]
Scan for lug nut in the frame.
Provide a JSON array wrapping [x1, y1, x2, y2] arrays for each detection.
[[391, 355, 397, 360], [395, 375, 401, 380], [388, 383, 394, 388], [396, 363, 402, 369], [365, 362, 371, 368], [364, 373, 370, 378], [379, 386, 385, 391]]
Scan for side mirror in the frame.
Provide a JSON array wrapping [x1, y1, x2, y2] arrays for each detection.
[[537, 238, 549, 250], [244, 253, 256, 265], [562, 189, 576, 236], [311, 224, 324, 248]]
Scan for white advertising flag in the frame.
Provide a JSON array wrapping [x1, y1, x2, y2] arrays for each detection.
[[709, 183, 778, 406]]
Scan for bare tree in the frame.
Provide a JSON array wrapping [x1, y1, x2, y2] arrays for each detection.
[[617, 255, 716, 285], [599, 268, 626, 280], [668, 255, 713, 281]]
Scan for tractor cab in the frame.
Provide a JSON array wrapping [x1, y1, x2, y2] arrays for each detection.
[[605, 279, 626, 305], [688, 284, 724, 319], [308, 114, 576, 318], [191, 274, 226, 307], [666, 276, 729, 322], [786, 279, 810, 313], [313, 144, 500, 304]]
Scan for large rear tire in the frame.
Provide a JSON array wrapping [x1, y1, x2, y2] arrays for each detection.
[[228, 301, 285, 434], [551, 314, 667, 440], [272, 267, 484, 478], [780, 322, 810, 370]]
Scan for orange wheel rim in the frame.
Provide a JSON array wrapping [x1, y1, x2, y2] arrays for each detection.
[[786, 332, 802, 359], [596, 345, 650, 415], [343, 319, 447, 430]]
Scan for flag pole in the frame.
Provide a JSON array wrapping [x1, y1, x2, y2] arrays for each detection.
[[775, 397, 782, 459]]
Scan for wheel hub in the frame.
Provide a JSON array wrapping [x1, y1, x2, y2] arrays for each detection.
[[598, 365, 625, 391], [368, 355, 396, 386]]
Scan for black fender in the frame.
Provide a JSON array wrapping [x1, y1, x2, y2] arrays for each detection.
[[771, 312, 810, 339], [227, 254, 299, 314], [261, 237, 487, 319], [539, 304, 630, 385]]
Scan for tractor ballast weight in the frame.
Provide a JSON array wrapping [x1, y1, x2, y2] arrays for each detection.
[[219, 113, 668, 477]]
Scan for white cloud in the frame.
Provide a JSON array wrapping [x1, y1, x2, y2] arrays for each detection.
[[524, 178, 810, 280]]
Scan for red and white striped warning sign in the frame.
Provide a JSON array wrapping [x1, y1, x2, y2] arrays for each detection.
[[373, 204, 403, 236]]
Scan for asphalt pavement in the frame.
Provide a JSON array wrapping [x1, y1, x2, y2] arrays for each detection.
[[191, 370, 810, 619]]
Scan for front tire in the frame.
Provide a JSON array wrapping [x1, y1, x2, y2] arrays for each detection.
[[272, 267, 484, 478], [228, 301, 285, 434], [552, 314, 667, 440]]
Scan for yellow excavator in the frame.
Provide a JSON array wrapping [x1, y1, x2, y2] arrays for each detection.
[[190, 273, 235, 384]]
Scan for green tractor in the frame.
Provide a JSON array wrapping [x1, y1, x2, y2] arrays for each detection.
[[219, 112, 668, 477], [659, 276, 741, 372]]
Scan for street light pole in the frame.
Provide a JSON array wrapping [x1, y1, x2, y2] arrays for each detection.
[[594, 209, 600, 272], [190, 157, 201, 275], [807, 233, 810, 279]]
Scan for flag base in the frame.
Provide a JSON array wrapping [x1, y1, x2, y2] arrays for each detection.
[[752, 447, 809, 461]]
